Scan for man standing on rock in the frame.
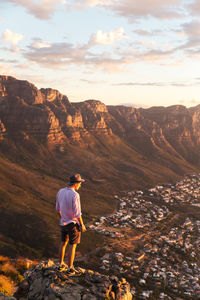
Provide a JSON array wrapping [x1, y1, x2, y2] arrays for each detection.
[[56, 174, 86, 275]]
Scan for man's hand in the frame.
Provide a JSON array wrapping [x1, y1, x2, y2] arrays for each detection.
[[81, 224, 87, 232]]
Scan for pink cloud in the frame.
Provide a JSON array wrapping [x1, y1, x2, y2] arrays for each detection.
[[1, 29, 23, 52], [80, 0, 184, 20], [6, 0, 67, 20], [89, 27, 129, 46]]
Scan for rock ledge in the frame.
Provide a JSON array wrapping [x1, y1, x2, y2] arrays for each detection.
[[10, 260, 132, 300]]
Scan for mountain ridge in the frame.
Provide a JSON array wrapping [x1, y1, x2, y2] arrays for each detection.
[[1, 75, 200, 190]]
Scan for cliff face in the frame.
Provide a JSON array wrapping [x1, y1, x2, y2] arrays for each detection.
[[0, 75, 44, 105], [192, 105, 200, 143], [0, 77, 114, 144], [0, 75, 200, 181], [139, 105, 200, 164]]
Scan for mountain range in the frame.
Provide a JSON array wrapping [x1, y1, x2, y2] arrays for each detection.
[[0, 75, 200, 257]]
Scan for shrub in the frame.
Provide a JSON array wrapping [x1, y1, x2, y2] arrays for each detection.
[[0, 262, 18, 276], [0, 261, 23, 283], [0, 274, 15, 295], [0, 256, 9, 264]]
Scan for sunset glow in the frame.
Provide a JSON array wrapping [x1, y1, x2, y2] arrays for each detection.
[[1, 0, 200, 107]]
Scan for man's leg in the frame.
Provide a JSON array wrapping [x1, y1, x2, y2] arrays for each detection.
[[59, 236, 69, 265], [68, 243, 77, 269]]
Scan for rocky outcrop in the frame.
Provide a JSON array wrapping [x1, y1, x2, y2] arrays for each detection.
[[0, 76, 44, 105], [0, 295, 16, 300], [40, 88, 70, 104], [14, 260, 132, 300], [75, 100, 112, 135]]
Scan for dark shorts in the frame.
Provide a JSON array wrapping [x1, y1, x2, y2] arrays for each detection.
[[61, 222, 81, 244]]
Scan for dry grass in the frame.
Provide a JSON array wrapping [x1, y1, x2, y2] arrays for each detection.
[[0, 274, 15, 295], [0, 255, 39, 295], [15, 257, 38, 273], [0, 256, 9, 264], [0, 261, 23, 284], [1, 262, 18, 275]]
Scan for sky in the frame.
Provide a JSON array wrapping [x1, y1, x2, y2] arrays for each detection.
[[0, 0, 200, 108]]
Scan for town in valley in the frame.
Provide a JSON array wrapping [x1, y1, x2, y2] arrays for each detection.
[[84, 174, 200, 299]]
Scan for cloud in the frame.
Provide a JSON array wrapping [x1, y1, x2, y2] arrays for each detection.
[[188, 0, 200, 16], [78, 0, 184, 21], [73, 0, 112, 9], [111, 0, 183, 20], [23, 38, 135, 73], [23, 34, 178, 73], [24, 41, 89, 67], [6, 0, 67, 20], [132, 29, 154, 36], [31, 39, 52, 49], [84, 0, 112, 6], [114, 80, 200, 87], [181, 21, 200, 47], [80, 79, 106, 84], [2, 0, 189, 22], [1, 29, 23, 52], [85, 53, 134, 72], [139, 49, 174, 61], [132, 29, 164, 36], [116, 43, 175, 64], [0, 58, 18, 63], [175, 20, 200, 54], [89, 27, 129, 46], [14, 64, 31, 70]]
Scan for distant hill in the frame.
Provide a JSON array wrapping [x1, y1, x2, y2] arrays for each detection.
[[0, 75, 200, 257]]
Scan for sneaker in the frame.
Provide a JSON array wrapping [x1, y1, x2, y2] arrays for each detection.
[[58, 263, 68, 272], [67, 266, 82, 276]]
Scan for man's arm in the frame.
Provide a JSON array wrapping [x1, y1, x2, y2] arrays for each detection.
[[73, 193, 86, 232], [77, 215, 87, 232]]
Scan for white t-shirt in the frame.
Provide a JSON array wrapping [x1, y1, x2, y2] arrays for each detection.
[[56, 187, 82, 226]]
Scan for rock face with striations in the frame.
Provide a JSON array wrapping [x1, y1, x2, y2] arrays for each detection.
[[0, 76, 44, 105], [0, 75, 200, 185], [0, 76, 113, 144], [13, 260, 132, 300]]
